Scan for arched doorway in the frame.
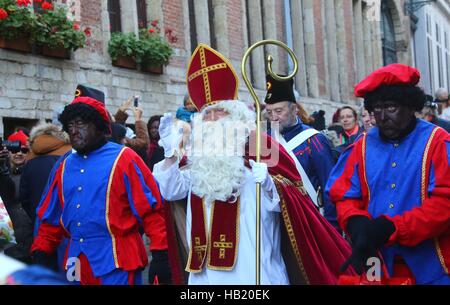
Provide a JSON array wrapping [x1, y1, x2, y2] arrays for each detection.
[[381, 0, 398, 65]]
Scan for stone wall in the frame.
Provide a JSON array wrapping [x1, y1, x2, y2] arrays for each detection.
[[0, 0, 413, 137]]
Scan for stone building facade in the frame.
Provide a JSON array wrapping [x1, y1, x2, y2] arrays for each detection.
[[0, 0, 413, 137], [412, 0, 450, 96]]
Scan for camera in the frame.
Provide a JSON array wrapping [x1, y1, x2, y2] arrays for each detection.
[[134, 95, 140, 107], [0, 138, 21, 154]]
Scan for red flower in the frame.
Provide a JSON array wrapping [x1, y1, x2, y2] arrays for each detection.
[[151, 20, 158, 27], [34, 0, 43, 3], [0, 9, 8, 20], [41, 2, 53, 10], [84, 27, 91, 37], [16, 0, 31, 7], [148, 28, 155, 33], [73, 23, 80, 30]]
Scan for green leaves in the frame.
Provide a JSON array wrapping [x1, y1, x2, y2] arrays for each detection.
[[0, 1, 88, 51], [139, 29, 173, 67], [33, 7, 86, 51], [0, 0, 35, 40], [107, 29, 174, 67], [108, 32, 141, 61]]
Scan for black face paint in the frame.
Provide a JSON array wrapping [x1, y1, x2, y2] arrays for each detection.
[[372, 101, 417, 141], [67, 117, 106, 154]]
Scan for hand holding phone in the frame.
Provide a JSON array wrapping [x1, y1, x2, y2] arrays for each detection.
[[134, 96, 140, 107]]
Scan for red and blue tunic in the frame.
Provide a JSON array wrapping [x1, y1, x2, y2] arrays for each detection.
[[326, 119, 450, 284], [31, 142, 167, 277]]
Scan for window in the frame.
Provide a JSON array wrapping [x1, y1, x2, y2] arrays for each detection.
[[284, 0, 294, 72], [427, 37, 434, 93], [188, 0, 197, 53], [381, 1, 398, 65], [244, 0, 254, 85], [446, 32, 450, 90], [108, 0, 122, 33], [207, 0, 217, 50], [437, 46, 443, 87], [436, 24, 444, 87], [136, 0, 147, 29]]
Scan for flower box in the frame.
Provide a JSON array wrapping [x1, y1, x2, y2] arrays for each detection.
[[41, 45, 70, 59], [108, 22, 174, 74], [0, 35, 31, 53], [112, 56, 137, 70], [141, 63, 163, 74]]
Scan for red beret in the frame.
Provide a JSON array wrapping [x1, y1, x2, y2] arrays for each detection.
[[354, 64, 420, 98], [7, 130, 28, 146]]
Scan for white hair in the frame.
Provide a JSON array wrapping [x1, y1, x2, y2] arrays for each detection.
[[188, 100, 256, 203]]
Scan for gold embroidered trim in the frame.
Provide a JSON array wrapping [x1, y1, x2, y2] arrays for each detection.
[[274, 174, 306, 195], [272, 175, 310, 284], [60, 158, 67, 206], [185, 197, 209, 273], [105, 147, 126, 268], [206, 198, 240, 271], [199, 47, 211, 103], [185, 44, 239, 112], [188, 63, 228, 82], [361, 134, 371, 203], [435, 238, 449, 274], [422, 128, 448, 274], [421, 128, 438, 203]]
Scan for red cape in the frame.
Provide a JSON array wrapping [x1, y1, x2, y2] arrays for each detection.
[[246, 132, 356, 284]]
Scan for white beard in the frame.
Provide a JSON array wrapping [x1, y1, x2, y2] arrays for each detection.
[[188, 106, 255, 203]]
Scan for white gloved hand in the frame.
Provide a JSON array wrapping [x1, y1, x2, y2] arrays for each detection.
[[158, 113, 183, 158], [249, 160, 274, 192]]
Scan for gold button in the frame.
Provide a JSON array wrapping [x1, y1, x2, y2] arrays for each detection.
[[392, 162, 397, 168], [76, 204, 80, 209], [77, 222, 81, 227], [80, 169, 85, 173], [80, 238, 84, 243], [389, 203, 394, 209], [78, 186, 82, 191], [391, 184, 396, 189], [83, 155, 87, 159]]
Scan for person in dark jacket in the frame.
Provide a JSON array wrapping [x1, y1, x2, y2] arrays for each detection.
[[418, 99, 450, 133], [146, 115, 165, 171], [0, 130, 32, 263], [19, 123, 72, 223]]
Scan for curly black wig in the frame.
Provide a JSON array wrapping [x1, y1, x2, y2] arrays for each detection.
[[364, 85, 426, 113], [59, 103, 110, 135]]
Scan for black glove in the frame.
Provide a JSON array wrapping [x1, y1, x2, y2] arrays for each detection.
[[341, 216, 373, 274], [148, 250, 172, 284], [366, 217, 396, 249], [341, 216, 396, 274], [31, 250, 58, 271]]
